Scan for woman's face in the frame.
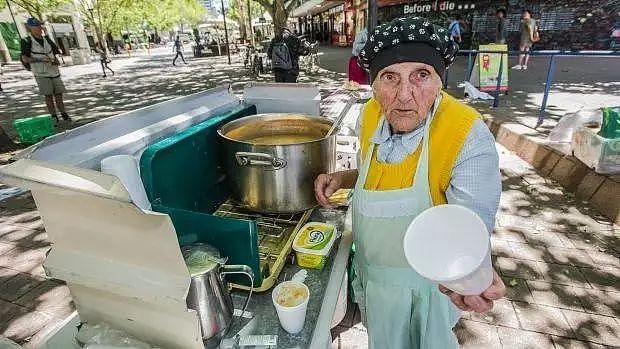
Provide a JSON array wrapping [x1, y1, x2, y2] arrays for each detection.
[[373, 62, 442, 133]]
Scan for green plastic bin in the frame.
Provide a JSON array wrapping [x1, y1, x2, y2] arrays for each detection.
[[599, 107, 620, 139], [13, 115, 55, 145]]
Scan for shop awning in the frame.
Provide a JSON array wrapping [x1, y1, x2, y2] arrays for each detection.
[[290, 0, 344, 18]]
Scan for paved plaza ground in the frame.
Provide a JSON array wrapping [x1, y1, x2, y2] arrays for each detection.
[[0, 46, 618, 348], [320, 46, 620, 130]]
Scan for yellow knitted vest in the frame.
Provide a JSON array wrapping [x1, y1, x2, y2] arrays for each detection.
[[359, 92, 480, 205]]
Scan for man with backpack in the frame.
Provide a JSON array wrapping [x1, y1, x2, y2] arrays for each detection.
[[267, 28, 308, 83], [20, 17, 70, 123]]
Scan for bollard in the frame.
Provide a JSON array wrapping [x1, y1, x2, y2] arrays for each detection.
[[493, 54, 504, 108], [466, 51, 473, 81], [538, 54, 557, 128]]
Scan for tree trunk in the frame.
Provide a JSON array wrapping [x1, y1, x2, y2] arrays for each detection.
[[237, 0, 248, 42], [272, 0, 288, 34], [0, 31, 11, 63], [238, 19, 247, 41]]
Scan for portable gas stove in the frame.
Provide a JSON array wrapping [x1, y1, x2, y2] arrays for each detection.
[[213, 200, 313, 292]]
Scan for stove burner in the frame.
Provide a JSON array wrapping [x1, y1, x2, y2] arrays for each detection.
[[213, 200, 312, 291]]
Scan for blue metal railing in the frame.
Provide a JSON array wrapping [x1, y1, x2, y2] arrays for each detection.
[[453, 49, 620, 128]]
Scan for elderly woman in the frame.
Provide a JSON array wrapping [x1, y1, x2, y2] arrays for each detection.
[[314, 17, 506, 348]]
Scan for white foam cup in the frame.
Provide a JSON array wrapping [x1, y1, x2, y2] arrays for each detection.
[[272, 280, 310, 334], [403, 204, 492, 295]]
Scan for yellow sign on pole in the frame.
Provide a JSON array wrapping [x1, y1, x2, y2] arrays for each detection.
[[471, 44, 509, 92]]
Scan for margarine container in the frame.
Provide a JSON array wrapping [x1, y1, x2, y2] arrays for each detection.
[[293, 222, 338, 269]]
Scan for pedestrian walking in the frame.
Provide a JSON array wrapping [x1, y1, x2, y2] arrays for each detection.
[[97, 44, 115, 78], [172, 35, 187, 66], [348, 28, 368, 84], [512, 9, 539, 70], [610, 22, 620, 49], [495, 8, 507, 44], [20, 17, 70, 123], [267, 28, 309, 83], [448, 15, 462, 43]]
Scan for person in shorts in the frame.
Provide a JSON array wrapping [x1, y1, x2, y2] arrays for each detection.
[[512, 10, 537, 70], [20, 17, 70, 123]]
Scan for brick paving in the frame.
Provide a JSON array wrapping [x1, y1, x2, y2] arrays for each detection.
[[0, 47, 346, 143], [0, 48, 619, 348], [330, 144, 620, 349], [0, 190, 74, 347], [321, 47, 620, 227], [319, 46, 620, 130]]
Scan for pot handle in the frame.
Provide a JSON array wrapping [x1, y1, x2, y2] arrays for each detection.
[[235, 152, 287, 170]]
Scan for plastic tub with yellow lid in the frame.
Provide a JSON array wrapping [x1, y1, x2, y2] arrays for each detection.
[[292, 222, 338, 270]]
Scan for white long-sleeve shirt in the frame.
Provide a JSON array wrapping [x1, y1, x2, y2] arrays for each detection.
[[352, 29, 368, 57]]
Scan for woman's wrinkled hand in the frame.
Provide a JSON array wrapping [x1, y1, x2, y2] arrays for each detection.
[[438, 269, 505, 313], [314, 173, 342, 208]]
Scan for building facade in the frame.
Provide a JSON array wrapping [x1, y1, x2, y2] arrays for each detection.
[[372, 0, 620, 50], [289, 0, 620, 50], [198, 0, 218, 16], [0, 2, 91, 63], [290, 0, 355, 46]]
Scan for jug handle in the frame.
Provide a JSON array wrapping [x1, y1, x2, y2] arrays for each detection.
[[221, 265, 255, 321], [221, 264, 255, 286]]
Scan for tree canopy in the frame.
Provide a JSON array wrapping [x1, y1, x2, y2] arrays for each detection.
[[228, 0, 262, 41], [253, 0, 299, 34], [73, 0, 205, 36], [8, 0, 70, 20], [8, 0, 206, 41]]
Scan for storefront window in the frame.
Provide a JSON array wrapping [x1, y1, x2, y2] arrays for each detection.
[[375, 0, 620, 50]]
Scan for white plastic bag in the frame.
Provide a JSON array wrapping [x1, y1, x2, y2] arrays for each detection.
[[0, 337, 23, 349], [463, 81, 495, 100], [77, 322, 154, 349], [181, 243, 227, 276], [549, 109, 603, 143]]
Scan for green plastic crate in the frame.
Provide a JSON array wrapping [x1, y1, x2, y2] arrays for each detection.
[[13, 114, 55, 145]]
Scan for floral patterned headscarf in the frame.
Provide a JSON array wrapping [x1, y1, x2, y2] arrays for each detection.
[[358, 16, 460, 83]]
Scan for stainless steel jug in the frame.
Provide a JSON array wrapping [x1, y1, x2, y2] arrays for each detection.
[[183, 245, 254, 348]]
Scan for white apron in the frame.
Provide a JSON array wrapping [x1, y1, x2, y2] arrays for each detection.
[[351, 111, 460, 349]]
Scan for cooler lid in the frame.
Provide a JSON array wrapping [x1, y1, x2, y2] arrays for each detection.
[[0, 159, 203, 349]]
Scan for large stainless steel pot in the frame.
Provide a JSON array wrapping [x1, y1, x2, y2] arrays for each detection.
[[218, 113, 336, 213]]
